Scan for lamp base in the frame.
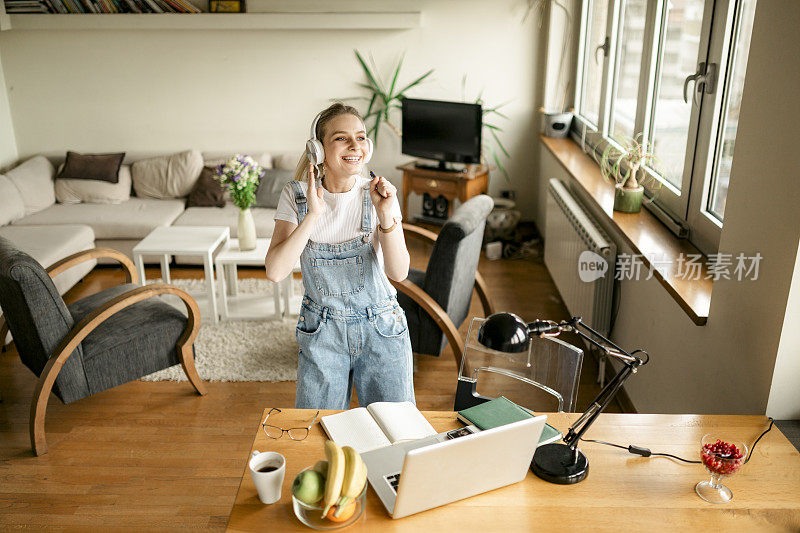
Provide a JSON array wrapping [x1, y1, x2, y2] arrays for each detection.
[[531, 443, 589, 484]]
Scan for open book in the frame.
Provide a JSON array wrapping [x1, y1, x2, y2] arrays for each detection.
[[320, 402, 437, 454]]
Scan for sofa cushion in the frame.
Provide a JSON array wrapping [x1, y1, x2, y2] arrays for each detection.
[[56, 151, 125, 184], [0, 174, 26, 225], [13, 198, 185, 239], [132, 149, 203, 199], [0, 224, 96, 296], [172, 204, 276, 239], [202, 151, 273, 170], [55, 164, 132, 205], [255, 168, 293, 209], [272, 153, 301, 171], [5, 155, 56, 216], [186, 166, 225, 208], [0, 224, 95, 270]]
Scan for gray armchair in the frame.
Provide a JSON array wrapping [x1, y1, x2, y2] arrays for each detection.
[[0, 237, 206, 455], [393, 195, 495, 368]]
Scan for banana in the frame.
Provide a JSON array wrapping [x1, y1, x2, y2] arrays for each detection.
[[334, 446, 367, 517], [321, 440, 345, 518]]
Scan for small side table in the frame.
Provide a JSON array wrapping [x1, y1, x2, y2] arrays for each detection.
[[398, 161, 489, 219], [215, 238, 302, 321], [132, 226, 229, 324]]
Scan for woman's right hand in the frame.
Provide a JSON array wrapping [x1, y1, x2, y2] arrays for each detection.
[[307, 163, 326, 219]]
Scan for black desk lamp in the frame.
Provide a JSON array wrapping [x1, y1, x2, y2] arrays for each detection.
[[477, 312, 649, 484]]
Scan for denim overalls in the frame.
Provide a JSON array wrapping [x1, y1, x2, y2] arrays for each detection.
[[290, 180, 415, 409]]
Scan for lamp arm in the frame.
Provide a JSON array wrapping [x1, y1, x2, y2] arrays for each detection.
[[539, 317, 645, 449], [563, 361, 637, 448]]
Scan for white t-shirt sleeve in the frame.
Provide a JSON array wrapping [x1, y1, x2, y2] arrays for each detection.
[[274, 182, 300, 225]]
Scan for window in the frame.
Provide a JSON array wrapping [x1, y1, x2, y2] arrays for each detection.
[[572, 0, 759, 255]]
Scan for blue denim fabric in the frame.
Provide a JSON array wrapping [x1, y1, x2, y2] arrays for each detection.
[[290, 181, 415, 409]]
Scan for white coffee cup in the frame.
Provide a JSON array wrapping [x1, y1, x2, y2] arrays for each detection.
[[249, 450, 286, 504]]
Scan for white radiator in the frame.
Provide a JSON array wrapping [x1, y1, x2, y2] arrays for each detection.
[[544, 179, 616, 382]]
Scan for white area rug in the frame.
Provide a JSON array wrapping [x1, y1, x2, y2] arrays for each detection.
[[142, 278, 302, 382]]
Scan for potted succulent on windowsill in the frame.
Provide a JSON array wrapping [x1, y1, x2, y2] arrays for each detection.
[[600, 135, 661, 213]]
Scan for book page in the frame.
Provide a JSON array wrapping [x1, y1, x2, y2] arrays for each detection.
[[319, 408, 391, 454], [366, 402, 437, 444]]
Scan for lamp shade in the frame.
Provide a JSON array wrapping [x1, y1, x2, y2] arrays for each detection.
[[477, 312, 531, 353]]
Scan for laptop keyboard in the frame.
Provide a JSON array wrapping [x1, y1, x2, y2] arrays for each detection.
[[385, 472, 401, 494]]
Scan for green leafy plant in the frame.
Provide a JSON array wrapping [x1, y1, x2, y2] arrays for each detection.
[[462, 75, 512, 182], [524, 0, 574, 112], [599, 134, 661, 196], [342, 50, 433, 148]]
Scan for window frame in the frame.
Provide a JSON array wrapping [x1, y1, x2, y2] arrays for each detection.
[[570, 0, 750, 256]]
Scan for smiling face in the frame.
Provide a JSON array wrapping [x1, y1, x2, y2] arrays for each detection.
[[320, 113, 369, 179]]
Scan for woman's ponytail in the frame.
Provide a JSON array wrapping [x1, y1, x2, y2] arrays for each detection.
[[292, 151, 311, 182]]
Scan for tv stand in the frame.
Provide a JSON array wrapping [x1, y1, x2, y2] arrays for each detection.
[[397, 161, 489, 219], [414, 161, 467, 173]]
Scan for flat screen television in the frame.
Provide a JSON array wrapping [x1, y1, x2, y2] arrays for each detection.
[[401, 98, 482, 170]]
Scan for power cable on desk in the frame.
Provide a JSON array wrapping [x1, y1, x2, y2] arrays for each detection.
[[580, 417, 774, 465]]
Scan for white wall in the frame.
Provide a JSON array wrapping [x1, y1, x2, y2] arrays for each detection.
[[767, 240, 800, 419], [536, 0, 800, 414], [0, 41, 17, 169], [0, 0, 545, 218]]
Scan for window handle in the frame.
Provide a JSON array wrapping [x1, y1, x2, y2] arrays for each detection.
[[684, 62, 718, 106], [594, 37, 609, 65]]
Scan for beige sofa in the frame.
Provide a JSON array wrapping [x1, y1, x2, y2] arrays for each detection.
[[1, 151, 298, 265]]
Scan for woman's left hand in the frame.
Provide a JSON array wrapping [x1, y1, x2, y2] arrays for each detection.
[[369, 174, 397, 220]]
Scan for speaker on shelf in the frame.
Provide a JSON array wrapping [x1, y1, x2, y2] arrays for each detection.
[[422, 193, 435, 218], [434, 195, 449, 219]]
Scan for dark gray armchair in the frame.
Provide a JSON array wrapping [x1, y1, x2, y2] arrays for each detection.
[[0, 237, 206, 455], [393, 195, 495, 368]]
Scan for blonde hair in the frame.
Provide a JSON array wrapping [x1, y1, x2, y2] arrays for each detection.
[[293, 102, 365, 182]]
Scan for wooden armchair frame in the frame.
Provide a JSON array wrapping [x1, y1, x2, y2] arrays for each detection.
[[0, 248, 206, 455], [392, 223, 495, 369]]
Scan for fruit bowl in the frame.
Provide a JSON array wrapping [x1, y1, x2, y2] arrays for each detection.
[[292, 467, 367, 530]]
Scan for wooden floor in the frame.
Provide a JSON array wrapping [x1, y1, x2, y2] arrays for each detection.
[[0, 231, 620, 530]]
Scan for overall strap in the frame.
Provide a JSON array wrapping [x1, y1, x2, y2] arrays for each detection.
[[361, 184, 372, 232], [290, 180, 308, 224]]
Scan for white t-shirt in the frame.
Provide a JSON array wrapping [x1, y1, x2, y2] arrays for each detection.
[[273, 175, 403, 269]]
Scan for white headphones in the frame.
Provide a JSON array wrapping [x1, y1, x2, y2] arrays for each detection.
[[305, 112, 373, 169]]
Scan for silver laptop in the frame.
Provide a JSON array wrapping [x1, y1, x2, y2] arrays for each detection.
[[361, 415, 547, 519]]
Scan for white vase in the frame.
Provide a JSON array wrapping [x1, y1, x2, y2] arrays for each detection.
[[238, 208, 257, 251]]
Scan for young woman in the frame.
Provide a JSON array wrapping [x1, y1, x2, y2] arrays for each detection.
[[265, 103, 415, 410]]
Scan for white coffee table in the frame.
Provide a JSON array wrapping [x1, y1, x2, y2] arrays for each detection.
[[215, 238, 302, 321], [132, 226, 230, 324]]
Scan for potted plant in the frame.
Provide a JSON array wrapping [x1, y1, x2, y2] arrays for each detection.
[[342, 50, 433, 148], [600, 135, 660, 213], [460, 75, 512, 182], [526, 0, 575, 137], [215, 154, 265, 250]]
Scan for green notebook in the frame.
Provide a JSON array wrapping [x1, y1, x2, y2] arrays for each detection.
[[457, 396, 562, 446]]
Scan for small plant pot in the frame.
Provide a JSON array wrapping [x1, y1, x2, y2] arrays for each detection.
[[614, 185, 644, 213], [543, 111, 573, 138]]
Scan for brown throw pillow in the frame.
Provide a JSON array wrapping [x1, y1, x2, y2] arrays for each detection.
[[186, 166, 225, 208], [56, 151, 125, 183]]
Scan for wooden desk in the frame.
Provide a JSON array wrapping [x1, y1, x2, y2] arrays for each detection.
[[397, 162, 489, 218], [226, 410, 800, 532]]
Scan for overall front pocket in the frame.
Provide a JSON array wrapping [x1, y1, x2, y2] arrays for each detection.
[[310, 256, 365, 296], [371, 308, 409, 338], [296, 306, 325, 336]]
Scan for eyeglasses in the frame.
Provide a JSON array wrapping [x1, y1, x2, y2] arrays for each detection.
[[261, 408, 320, 441]]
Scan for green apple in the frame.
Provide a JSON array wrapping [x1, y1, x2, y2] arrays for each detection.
[[292, 470, 325, 505]]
